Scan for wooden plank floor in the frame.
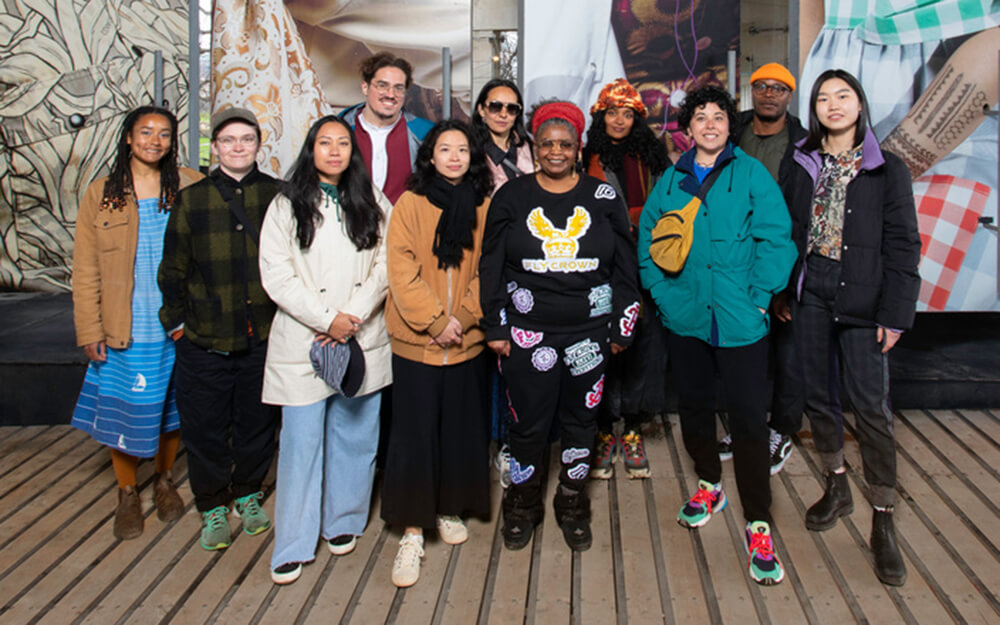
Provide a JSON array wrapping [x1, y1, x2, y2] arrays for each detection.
[[2, 409, 999, 625]]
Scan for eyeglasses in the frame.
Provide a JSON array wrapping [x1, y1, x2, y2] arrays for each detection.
[[371, 80, 406, 95], [752, 83, 791, 96], [485, 100, 522, 116], [538, 139, 576, 152], [215, 135, 258, 147]]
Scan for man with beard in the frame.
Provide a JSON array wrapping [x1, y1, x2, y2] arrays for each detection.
[[716, 62, 806, 476], [340, 52, 433, 204]]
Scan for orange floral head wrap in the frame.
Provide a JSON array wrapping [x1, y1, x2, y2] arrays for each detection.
[[590, 78, 647, 117]]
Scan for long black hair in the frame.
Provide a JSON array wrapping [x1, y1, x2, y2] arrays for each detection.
[[584, 110, 669, 176], [408, 119, 493, 203], [283, 115, 383, 250], [802, 69, 872, 153], [100, 106, 180, 212], [471, 79, 531, 150]]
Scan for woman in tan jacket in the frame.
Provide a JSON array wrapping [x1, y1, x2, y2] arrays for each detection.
[[71, 106, 203, 539], [381, 120, 492, 588]]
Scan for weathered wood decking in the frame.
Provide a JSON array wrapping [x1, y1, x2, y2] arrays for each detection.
[[2, 409, 999, 624]]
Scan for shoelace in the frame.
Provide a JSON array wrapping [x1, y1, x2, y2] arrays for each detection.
[[238, 493, 263, 515], [395, 536, 424, 565], [768, 433, 783, 454], [622, 433, 644, 456], [748, 531, 775, 561], [689, 486, 718, 511], [597, 433, 616, 455], [205, 507, 228, 529]]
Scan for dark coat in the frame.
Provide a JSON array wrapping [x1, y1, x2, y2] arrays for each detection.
[[787, 128, 921, 330], [735, 109, 807, 206]]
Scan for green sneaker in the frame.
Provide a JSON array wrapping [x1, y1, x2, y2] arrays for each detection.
[[746, 521, 785, 585], [233, 492, 271, 536], [200, 506, 232, 550], [677, 479, 727, 528]]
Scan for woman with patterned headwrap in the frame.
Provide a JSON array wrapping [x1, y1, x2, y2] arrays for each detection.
[[480, 100, 640, 552], [584, 78, 670, 481]]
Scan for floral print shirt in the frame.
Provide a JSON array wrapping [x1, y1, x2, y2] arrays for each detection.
[[808, 145, 863, 261]]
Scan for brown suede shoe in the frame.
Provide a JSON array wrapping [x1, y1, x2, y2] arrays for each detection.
[[154, 472, 185, 522], [114, 486, 143, 540]]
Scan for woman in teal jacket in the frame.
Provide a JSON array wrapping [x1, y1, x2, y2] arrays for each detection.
[[637, 86, 796, 586]]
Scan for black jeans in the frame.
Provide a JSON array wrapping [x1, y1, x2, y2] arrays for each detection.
[[769, 313, 805, 435], [669, 333, 771, 523], [793, 254, 896, 506], [174, 337, 278, 511]]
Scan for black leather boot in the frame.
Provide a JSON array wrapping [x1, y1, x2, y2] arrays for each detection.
[[871, 507, 907, 586], [805, 471, 853, 531], [502, 485, 543, 550], [553, 486, 592, 551]]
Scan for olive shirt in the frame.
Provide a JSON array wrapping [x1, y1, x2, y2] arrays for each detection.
[[158, 165, 280, 353], [739, 123, 789, 181]]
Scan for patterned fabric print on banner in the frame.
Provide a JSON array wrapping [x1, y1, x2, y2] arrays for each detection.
[[522, 207, 599, 273], [589, 284, 613, 317], [562, 447, 591, 463], [512, 288, 535, 314], [509, 457, 535, 484], [620, 301, 640, 337], [531, 346, 558, 371], [563, 339, 604, 376], [913, 174, 991, 310], [585, 374, 605, 408], [511, 327, 545, 349]]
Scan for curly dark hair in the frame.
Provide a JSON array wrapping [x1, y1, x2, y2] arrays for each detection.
[[584, 109, 669, 176], [471, 79, 531, 150], [359, 52, 413, 89], [283, 115, 383, 251], [100, 106, 180, 212], [677, 86, 739, 143], [407, 119, 493, 203], [802, 69, 872, 153]]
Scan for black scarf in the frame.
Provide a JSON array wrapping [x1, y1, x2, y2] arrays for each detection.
[[427, 175, 478, 269]]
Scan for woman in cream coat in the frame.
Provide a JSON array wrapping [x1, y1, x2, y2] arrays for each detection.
[[259, 115, 392, 585]]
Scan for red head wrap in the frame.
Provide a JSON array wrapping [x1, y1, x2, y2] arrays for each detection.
[[531, 101, 586, 144]]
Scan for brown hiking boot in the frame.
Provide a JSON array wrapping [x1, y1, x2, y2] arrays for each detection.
[[154, 472, 184, 522], [114, 485, 143, 540]]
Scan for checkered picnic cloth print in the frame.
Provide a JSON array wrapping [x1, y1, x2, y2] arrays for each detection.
[[914, 174, 992, 310], [825, 0, 999, 44]]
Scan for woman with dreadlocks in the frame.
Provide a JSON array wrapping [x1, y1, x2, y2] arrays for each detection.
[[583, 78, 670, 481], [71, 106, 203, 540]]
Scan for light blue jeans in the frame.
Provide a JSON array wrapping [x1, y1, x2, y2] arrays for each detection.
[[270, 391, 380, 570]]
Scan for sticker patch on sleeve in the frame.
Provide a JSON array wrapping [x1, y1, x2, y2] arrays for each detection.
[[506, 281, 518, 293], [511, 288, 535, 314], [567, 462, 590, 480], [510, 458, 535, 484], [561, 447, 591, 464], [588, 284, 613, 317], [511, 327, 544, 349], [585, 374, 605, 408], [531, 346, 558, 371], [594, 183, 617, 200], [563, 338, 604, 376], [499, 308, 507, 326], [522, 206, 599, 273], [619, 301, 640, 337]]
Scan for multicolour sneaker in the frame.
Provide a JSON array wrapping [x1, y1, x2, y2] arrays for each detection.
[[621, 430, 651, 479], [677, 480, 727, 528], [745, 521, 785, 585], [233, 491, 271, 535], [200, 505, 232, 551], [591, 431, 617, 479]]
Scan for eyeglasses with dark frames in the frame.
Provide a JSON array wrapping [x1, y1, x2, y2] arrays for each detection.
[[485, 101, 523, 116], [751, 83, 791, 95]]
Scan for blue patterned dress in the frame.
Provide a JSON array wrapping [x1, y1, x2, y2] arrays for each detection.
[[71, 197, 179, 457]]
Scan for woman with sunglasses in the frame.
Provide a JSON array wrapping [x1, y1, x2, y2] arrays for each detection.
[[583, 78, 669, 481], [480, 101, 639, 552], [788, 69, 920, 587], [472, 79, 534, 194]]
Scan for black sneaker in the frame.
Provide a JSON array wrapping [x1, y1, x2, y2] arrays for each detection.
[[718, 434, 733, 461], [769, 431, 793, 475], [553, 490, 592, 551], [503, 515, 536, 550]]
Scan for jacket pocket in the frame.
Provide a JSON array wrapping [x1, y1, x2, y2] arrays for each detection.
[[96, 211, 129, 254]]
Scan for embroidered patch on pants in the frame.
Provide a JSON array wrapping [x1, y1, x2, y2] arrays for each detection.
[[563, 338, 603, 376], [588, 284, 612, 317], [562, 447, 590, 464], [512, 288, 535, 314], [585, 374, 605, 408], [567, 462, 590, 480], [510, 458, 535, 484], [512, 327, 544, 349], [620, 301, 640, 337], [531, 346, 558, 371]]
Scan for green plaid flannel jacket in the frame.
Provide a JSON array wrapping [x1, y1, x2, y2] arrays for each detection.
[[158, 166, 280, 352]]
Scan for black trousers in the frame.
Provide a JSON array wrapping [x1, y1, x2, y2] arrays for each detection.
[[597, 290, 669, 433], [793, 254, 897, 507], [669, 333, 771, 523], [174, 337, 278, 512], [769, 313, 805, 435], [380, 353, 490, 528], [502, 326, 609, 497]]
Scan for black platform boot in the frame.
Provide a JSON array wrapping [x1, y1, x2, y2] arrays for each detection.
[[805, 471, 853, 531], [553, 485, 592, 551], [871, 507, 907, 586], [502, 484, 543, 550]]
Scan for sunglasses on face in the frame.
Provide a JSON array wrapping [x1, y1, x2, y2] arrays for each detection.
[[485, 100, 522, 116]]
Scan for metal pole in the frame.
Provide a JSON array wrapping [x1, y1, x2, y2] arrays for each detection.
[[728, 49, 737, 98], [996, 49, 999, 296], [188, 0, 200, 169], [154, 50, 164, 106], [788, 0, 800, 117], [442, 47, 452, 120]]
